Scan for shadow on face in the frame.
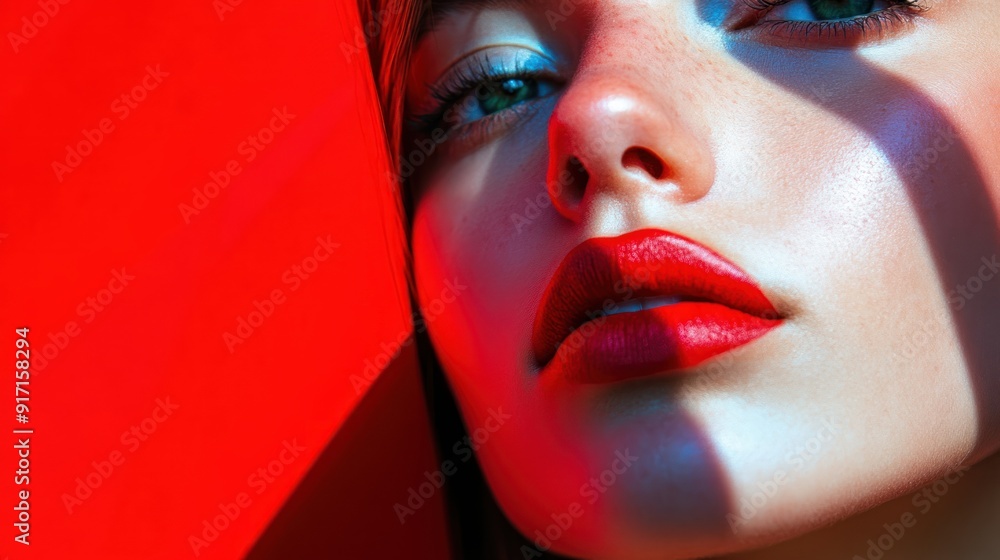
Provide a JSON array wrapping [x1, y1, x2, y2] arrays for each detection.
[[693, 0, 1000, 460]]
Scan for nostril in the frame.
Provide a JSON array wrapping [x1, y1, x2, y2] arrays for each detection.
[[622, 146, 666, 180], [559, 156, 589, 199]]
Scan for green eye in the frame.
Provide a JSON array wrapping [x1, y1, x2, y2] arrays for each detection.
[[478, 78, 540, 115], [807, 0, 875, 20]]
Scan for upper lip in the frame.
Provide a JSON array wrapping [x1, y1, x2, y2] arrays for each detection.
[[532, 229, 780, 366]]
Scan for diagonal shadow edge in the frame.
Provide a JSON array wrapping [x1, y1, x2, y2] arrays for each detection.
[[700, 9, 1000, 461], [243, 340, 453, 559]]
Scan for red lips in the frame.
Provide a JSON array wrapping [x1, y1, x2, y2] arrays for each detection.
[[532, 229, 781, 383]]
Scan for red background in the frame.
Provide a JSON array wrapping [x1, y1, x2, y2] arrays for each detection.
[[1, 1, 449, 558]]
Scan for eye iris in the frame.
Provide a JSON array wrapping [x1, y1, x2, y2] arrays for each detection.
[[807, 0, 876, 20], [478, 78, 538, 115]]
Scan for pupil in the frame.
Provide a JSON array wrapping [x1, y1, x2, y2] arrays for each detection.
[[500, 78, 525, 94], [479, 78, 537, 115], [807, 0, 875, 20]]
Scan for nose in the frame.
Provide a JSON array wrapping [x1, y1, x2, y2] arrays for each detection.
[[546, 74, 715, 222]]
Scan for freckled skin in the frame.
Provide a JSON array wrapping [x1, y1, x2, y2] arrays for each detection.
[[405, 1, 1000, 558]]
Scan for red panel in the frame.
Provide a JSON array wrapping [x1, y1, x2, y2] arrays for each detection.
[[0, 1, 449, 558]]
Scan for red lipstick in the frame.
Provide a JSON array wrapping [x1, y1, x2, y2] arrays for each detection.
[[532, 229, 781, 383]]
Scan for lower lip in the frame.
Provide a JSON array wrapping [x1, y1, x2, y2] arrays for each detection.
[[544, 302, 780, 384]]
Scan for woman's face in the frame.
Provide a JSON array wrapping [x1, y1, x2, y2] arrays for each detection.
[[405, 1, 1000, 558]]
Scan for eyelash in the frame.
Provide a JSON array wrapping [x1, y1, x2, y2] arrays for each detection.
[[409, 56, 557, 147], [407, 1, 928, 150], [742, 0, 928, 42]]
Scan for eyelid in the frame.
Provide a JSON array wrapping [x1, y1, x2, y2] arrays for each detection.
[[725, 0, 786, 31], [439, 47, 557, 92], [437, 100, 547, 161], [405, 48, 564, 161], [435, 44, 555, 87], [409, 45, 563, 118], [725, 0, 929, 46], [726, 0, 926, 27]]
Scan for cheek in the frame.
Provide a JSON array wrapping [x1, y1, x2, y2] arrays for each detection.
[[657, 80, 986, 542], [409, 142, 541, 405], [406, 26, 1000, 555], [410, 201, 480, 389], [409, 112, 558, 385], [411, 127, 634, 555]]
